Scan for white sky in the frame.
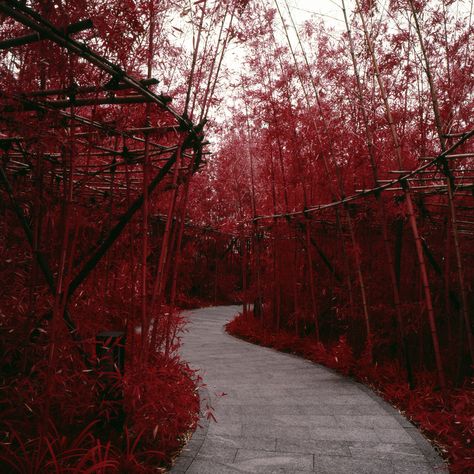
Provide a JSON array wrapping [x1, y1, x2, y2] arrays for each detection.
[[206, 0, 354, 130], [285, 0, 350, 30], [222, 0, 352, 84]]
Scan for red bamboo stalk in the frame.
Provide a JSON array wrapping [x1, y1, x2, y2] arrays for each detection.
[[355, 0, 446, 387], [149, 145, 183, 352], [342, 0, 413, 384], [277, 0, 372, 345], [305, 223, 320, 341], [407, 0, 474, 367]]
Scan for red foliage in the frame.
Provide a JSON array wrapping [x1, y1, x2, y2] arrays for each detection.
[[0, 1, 210, 470], [123, 353, 200, 459], [1, 0, 474, 472]]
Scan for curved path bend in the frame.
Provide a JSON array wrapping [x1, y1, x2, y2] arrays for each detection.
[[172, 306, 446, 474]]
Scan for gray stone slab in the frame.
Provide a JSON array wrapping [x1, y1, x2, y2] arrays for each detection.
[[392, 460, 438, 473], [234, 414, 338, 430], [184, 460, 241, 474], [208, 422, 243, 437], [276, 437, 351, 456], [195, 446, 238, 463], [214, 405, 243, 417], [309, 426, 380, 442], [335, 414, 402, 429], [202, 434, 277, 451], [348, 441, 426, 461], [242, 404, 305, 416], [300, 403, 388, 415], [286, 386, 366, 397], [313, 455, 395, 473], [234, 449, 314, 472], [375, 428, 417, 444], [242, 424, 312, 440], [353, 404, 393, 415], [170, 306, 448, 473]]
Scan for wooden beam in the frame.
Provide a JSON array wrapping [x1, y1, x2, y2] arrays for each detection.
[[420, 152, 474, 160], [4, 95, 173, 153], [25, 78, 159, 97], [43, 94, 155, 108], [0, 1, 196, 131], [0, 18, 93, 49], [125, 125, 179, 134], [443, 132, 471, 138]]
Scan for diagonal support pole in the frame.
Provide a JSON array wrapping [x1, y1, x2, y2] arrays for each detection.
[[66, 148, 182, 299], [0, 165, 92, 365]]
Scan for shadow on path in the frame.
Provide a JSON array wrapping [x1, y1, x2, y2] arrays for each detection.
[[171, 306, 446, 474]]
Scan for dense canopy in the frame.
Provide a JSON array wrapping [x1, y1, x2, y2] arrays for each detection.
[[1, 0, 473, 472]]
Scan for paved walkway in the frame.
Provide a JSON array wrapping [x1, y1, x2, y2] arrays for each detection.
[[171, 306, 447, 474]]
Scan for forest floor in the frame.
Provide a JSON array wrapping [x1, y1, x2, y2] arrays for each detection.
[[171, 306, 446, 474]]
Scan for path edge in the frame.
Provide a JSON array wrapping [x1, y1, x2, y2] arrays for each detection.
[[169, 385, 211, 473], [226, 329, 448, 472], [356, 382, 447, 471]]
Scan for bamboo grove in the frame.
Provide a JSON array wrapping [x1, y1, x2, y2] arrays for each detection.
[[0, 0, 246, 470], [0, 0, 473, 471], [208, 2, 474, 465], [191, 0, 474, 391]]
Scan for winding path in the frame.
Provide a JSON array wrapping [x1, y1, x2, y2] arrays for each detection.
[[171, 306, 446, 474]]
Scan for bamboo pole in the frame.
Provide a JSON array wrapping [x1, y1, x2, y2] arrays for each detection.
[[403, 180, 445, 386], [277, 0, 371, 345], [184, 0, 206, 116], [266, 61, 308, 333], [0, 159, 92, 366], [149, 144, 183, 352], [355, 0, 446, 387], [169, 176, 192, 308], [244, 99, 263, 318], [305, 222, 320, 340], [407, 0, 474, 368], [242, 234, 248, 318], [341, 0, 413, 385], [252, 129, 474, 222], [269, 146, 279, 327], [140, 130, 150, 361], [66, 146, 181, 298], [196, 1, 230, 119]]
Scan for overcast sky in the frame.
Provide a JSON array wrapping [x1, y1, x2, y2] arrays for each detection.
[[223, 0, 352, 77], [283, 0, 354, 32]]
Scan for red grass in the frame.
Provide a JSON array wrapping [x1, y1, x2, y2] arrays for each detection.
[[0, 350, 200, 473]]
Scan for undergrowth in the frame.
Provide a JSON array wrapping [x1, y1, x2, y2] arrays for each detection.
[[0, 346, 200, 473], [0, 293, 201, 474]]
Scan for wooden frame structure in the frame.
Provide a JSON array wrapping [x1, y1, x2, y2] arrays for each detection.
[[0, 0, 206, 363]]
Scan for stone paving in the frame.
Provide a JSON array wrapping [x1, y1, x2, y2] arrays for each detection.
[[171, 306, 447, 474]]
